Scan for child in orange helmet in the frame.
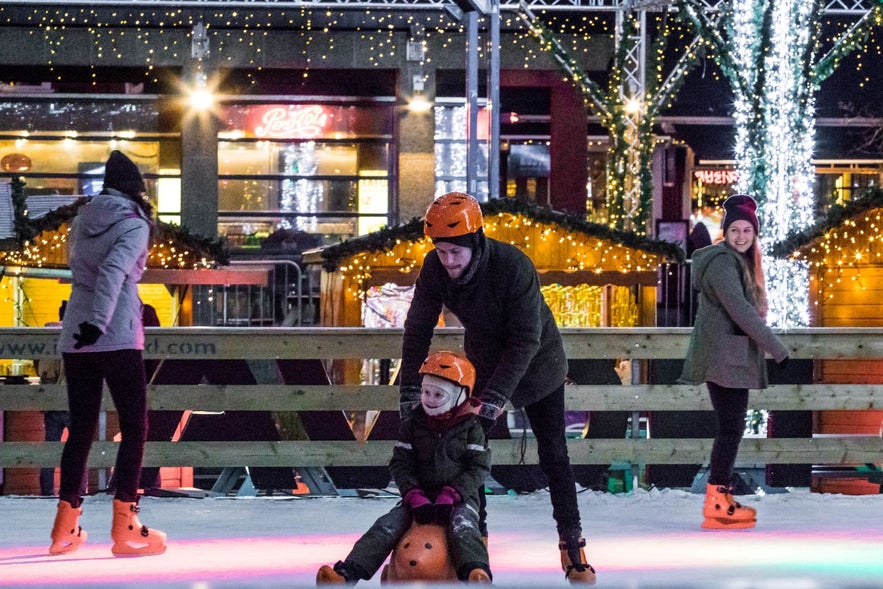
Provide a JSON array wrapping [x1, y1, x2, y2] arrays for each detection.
[[317, 351, 492, 584]]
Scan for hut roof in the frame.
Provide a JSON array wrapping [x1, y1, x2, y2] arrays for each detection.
[[1, 177, 228, 268], [315, 197, 685, 272], [770, 187, 883, 260]]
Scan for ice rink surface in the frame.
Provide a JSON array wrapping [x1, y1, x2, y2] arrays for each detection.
[[1, 487, 882, 588]]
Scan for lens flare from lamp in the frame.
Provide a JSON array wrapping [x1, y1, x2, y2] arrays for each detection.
[[408, 94, 432, 113], [189, 88, 214, 111]]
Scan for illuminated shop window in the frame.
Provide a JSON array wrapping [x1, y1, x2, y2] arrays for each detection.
[[433, 103, 489, 200], [0, 100, 178, 219], [218, 103, 393, 247]]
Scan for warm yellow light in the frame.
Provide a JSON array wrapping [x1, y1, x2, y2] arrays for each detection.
[[624, 97, 643, 115], [408, 94, 432, 113], [189, 88, 214, 110]]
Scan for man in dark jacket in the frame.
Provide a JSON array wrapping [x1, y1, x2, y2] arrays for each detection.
[[397, 192, 596, 584]]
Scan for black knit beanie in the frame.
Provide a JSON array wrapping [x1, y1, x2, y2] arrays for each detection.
[[104, 150, 146, 199], [432, 228, 483, 249]]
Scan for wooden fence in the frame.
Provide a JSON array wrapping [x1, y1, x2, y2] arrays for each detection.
[[0, 327, 881, 470]]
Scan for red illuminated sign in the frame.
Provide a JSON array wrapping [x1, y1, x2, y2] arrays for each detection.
[[253, 105, 329, 139], [695, 169, 737, 185]]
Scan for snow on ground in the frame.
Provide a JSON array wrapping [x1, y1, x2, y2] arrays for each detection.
[[1, 487, 882, 588]]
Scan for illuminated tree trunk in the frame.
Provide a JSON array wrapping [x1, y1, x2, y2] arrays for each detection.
[[521, 5, 704, 235], [680, 0, 881, 326]]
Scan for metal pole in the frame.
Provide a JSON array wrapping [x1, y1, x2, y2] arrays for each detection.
[[465, 9, 480, 197], [488, 0, 501, 200]]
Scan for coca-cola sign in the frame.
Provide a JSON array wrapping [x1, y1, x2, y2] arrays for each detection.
[[252, 105, 329, 139]]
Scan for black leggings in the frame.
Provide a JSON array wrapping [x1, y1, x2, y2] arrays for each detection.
[[480, 384, 581, 537], [59, 350, 148, 505], [707, 381, 749, 486]]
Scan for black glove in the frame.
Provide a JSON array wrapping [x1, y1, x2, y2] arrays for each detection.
[[72, 322, 103, 349], [777, 356, 790, 371], [478, 389, 507, 423], [399, 384, 421, 421], [412, 504, 435, 525]]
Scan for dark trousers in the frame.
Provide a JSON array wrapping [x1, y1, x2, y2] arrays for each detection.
[[40, 411, 71, 496], [59, 350, 148, 505], [346, 500, 488, 580], [480, 383, 582, 537], [707, 381, 749, 486]]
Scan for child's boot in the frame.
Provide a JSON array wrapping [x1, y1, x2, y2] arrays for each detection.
[[111, 499, 167, 556], [559, 530, 597, 584], [317, 561, 357, 584], [49, 500, 87, 555], [702, 483, 756, 529], [467, 568, 492, 583]]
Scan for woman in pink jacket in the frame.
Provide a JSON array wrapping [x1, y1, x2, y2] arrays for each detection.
[[49, 151, 167, 557]]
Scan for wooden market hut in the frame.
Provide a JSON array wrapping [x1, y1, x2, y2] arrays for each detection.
[[774, 186, 883, 494], [307, 197, 684, 375]]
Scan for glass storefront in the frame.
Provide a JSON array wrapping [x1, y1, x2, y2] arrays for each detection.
[[434, 103, 489, 200], [0, 99, 179, 221], [217, 102, 395, 247]]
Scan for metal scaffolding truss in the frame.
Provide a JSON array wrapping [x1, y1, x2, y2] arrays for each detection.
[[0, 0, 877, 14]]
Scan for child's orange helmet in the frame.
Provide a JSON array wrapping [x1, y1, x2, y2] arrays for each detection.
[[423, 192, 483, 239], [418, 350, 476, 397]]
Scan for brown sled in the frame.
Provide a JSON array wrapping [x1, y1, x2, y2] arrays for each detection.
[[380, 521, 457, 583]]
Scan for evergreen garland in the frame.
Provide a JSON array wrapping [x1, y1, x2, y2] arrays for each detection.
[[319, 198, 685, 272], [522, 3, 705, 234], [7, 182, 228, 267], [769, 187, 883, 258], [10, 177, 35, 246]]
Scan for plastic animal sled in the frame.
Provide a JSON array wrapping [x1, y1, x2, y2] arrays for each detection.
[[380, 521, 457, 583]]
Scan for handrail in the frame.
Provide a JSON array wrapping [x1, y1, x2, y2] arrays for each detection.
[[1, 327, 881, 471]]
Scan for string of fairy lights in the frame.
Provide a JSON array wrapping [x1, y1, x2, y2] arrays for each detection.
[[679, 0, 882, 327], [334, 210, 666, 302], [799, 211, 883, 305], [1, 3, 882, 329], [0, 227, 217, 271], [519, 6, 705, 235]]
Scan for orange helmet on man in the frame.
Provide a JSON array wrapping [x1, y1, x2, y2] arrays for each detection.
[[424, 192, 483, 242]]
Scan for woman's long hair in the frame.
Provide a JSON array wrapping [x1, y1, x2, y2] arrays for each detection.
[[742, 237, 768, 319]]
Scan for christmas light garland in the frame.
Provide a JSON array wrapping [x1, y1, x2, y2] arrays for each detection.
[[3, 177, 228, 269], [519, 3, 706, 235], [319, 196, 684, 275]]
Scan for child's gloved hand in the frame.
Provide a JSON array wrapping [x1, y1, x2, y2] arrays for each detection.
[[403, 488, 434, 524], [432, 485, 461, 524]]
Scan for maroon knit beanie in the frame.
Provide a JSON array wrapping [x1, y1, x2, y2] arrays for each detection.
[[721, 194, 759, 235]]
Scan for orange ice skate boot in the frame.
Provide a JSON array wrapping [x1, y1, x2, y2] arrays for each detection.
[[702, 483, 757, 530], [49, 500, 88, 555], [559, 531, 597, 584], [111, 500, 167, 556]]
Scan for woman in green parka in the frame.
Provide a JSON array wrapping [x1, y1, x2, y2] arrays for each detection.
[[680, 194, 789, 530]]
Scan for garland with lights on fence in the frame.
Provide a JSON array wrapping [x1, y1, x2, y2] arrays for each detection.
[[318, 197, 686, 274], [4, 177, 228, 269]]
